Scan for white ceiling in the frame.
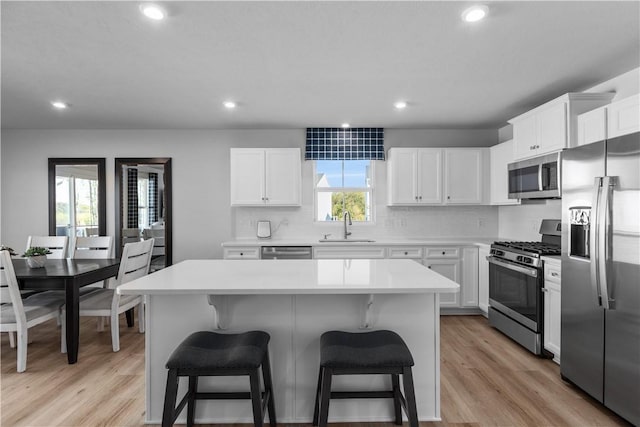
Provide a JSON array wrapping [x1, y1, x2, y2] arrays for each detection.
[[1, 1, 638, 130]]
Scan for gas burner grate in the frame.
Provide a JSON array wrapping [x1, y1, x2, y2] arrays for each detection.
[[492, 241, 561, 256]]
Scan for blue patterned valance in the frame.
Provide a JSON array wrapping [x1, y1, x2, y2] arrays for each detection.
[[305, 128, 385, 160]]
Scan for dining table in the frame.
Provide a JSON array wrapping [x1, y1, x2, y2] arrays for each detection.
[[13, 258, 120, 364]]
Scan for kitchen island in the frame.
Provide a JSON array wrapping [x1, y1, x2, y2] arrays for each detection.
[[118, 258, 459, 424]]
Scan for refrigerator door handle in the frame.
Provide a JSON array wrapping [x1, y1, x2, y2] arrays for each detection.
[[599, 176, 614, 310], [590, 177, 603, 307]]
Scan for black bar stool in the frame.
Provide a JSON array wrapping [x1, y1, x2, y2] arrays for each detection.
[[161, 330, 276, 427], [312, 330, 418, 427]]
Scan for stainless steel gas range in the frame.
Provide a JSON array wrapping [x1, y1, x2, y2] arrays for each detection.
[[487, 219, 561, 356]]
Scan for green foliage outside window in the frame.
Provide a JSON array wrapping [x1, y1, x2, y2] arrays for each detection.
[[331, 192, 366, 221]]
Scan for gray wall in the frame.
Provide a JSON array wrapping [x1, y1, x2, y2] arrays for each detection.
[[0, 128, 498, 260]]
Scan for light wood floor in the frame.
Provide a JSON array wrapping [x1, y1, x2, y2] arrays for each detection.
[[0, 315, 630, 426]]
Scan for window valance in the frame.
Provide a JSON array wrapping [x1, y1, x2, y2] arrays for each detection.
[[305, 128, 385, 160]]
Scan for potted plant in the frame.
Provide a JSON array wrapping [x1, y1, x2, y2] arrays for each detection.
[[22, 247, 52, 268]]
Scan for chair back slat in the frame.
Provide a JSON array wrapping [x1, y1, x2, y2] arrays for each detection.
[[116, 239, 153, 287], [0, 251, 26, 325], [72, 236, 114, 259], [26, 236, 69, 259]]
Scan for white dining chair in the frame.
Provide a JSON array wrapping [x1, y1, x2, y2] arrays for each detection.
[[61, 239, 153, 353], [0, 250, 62, 372], [26, 235, 69, 259]]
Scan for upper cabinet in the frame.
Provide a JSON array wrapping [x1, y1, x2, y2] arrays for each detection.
[[577, 94, 640, 146], [510, 93, 614, 160], [387, 147, 487, 206], [230, 148, 301, 206], [387, 148, 442, 205], [489, 139, 520, 205]]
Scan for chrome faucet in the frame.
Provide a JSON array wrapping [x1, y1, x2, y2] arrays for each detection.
[[343, 211, 352, 239]]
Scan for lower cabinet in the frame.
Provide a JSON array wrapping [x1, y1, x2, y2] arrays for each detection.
[[222, 243, 483, 313], [424, 246, 478, 311], [425, 258, 460, 307], [478, 245, 490, 315], [543, 260, 562, 364]]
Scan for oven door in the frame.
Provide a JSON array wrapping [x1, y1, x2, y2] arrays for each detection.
[[487, 256, 543, 332]]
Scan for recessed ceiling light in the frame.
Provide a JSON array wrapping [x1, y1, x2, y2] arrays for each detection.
[[341, 123, 350, 128], [140, 3, 166, 20], [223, 101, 237, 109], [394, 101, 407, 110], [51, 101, 68, 109], [461, 5, 488, 23]]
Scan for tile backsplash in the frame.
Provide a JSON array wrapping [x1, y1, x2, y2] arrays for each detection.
[[233, 204, 499, 240]]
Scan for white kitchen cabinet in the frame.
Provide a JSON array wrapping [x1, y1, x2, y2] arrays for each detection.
[[478, 245, 490, 315], [576, 94, 639, 147], [223, 246, 261, 260], [230, 148, 301, 206], [313, 246, 386, 259], [387, 148, 442, 205], [387, 246, 424, 261], [510, 93, 614, 160], [387, 147, 485, 206], [543, 259, 561, 364], [607, 94, 639, 138], [425, 259, 460, 307], [577, 106, 607, 146], [461, 247, 479, 307], [489, 139, 520, 205], [444, 149, 485, 204]]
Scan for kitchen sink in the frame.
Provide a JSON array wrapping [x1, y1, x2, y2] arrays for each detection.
[[318, 239, 376, 243]]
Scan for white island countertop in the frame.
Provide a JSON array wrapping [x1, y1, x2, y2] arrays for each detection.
[[118, 258, 459, 296]]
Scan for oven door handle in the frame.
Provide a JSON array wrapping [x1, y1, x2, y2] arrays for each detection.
[[486, 256, 538, 278]]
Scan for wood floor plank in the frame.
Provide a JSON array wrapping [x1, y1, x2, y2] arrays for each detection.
[[1, 314, 630, 426]]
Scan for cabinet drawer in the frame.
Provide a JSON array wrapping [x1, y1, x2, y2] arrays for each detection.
[[387, 247, 424, 259], [424, 247, 460, 258], [545, 263, 561, 284], [313, 246, 386, 259], [223, 247, 260, 260]]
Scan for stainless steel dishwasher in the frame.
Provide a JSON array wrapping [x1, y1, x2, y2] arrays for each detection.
[[261, 246, 312, 260]]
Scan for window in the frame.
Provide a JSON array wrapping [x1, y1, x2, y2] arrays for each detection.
[[314, 160, 373, 222]]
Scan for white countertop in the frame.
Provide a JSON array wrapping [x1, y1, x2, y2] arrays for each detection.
[[118, 259, 460, 295], [222, 237, 498, 247]]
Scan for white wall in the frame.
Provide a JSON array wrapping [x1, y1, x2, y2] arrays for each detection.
[[1, 128, 499, 260]]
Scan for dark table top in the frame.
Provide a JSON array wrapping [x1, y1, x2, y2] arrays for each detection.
[[12, 258, 120, 280]]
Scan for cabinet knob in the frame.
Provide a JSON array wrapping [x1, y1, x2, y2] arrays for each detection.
[[447, 196, 450, 200], [404, 251, 408, 255], [541, 288, 549, 293], [240, 252, 244, 256], [418, 196, 422, 200], [415, 196, 418, 200], [428, 266, 432, 269], [442, 251, 446, 255], [551, 272, 559, 277]]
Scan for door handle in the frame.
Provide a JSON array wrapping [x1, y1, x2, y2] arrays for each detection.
[[599, 176, 614, 309], [590, 177, 603, 307]]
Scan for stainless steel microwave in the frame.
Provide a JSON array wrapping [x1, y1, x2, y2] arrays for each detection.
[[508, 152, 561, 199]]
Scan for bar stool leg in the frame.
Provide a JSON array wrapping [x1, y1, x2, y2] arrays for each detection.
[[249, 369, 264, 427], [318, 367, 333, 427], [261, 351, 277, 427], [391, 373, 402, 425], [312, 367, 323, 426], [161, 369, 179, 427], [402, 367, 419, 427], [186, 375, 198, 427]]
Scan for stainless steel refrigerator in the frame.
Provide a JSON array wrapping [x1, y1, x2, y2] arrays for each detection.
[[561, 132, 640, 425]]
